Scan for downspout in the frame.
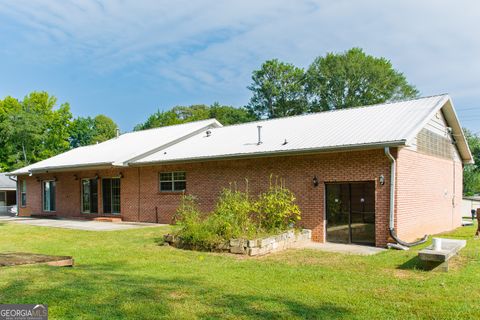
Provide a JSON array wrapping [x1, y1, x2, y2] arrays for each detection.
[[384, 147, 428, 247]]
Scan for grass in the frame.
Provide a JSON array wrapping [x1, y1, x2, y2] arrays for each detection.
[[0, 222, 479, 319]]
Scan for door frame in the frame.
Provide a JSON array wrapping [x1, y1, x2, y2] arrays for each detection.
[[324, 181, 376, 245], [0, 191, 6, 214]]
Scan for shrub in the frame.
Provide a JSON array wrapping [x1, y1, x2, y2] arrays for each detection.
[[254, 179, 301, 232], [174, 195, 223, 250], [212, 186, 256, 240], [173, 177, 301, 250]]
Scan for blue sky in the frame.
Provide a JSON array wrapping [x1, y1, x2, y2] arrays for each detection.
[[0, 0, 479, 133]]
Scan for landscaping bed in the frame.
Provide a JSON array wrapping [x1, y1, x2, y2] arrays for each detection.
[[168, 178, 305, 254], [0, 252, 73, 267], [164, 229, 312, 256]]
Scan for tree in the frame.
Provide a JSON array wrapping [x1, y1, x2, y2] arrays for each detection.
[[69, 115, 118, 148], [92, 115, 117, 143], [463, 128, 480, 196], [246, 59, 307, 119], [0, 92, 72, 170], [134, 103, 255, 131], [208, 102, 257, 125], [305, 48, 419, 112], [69, 117, 96, 148]]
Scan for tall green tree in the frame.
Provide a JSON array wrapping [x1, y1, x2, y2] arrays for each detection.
[[92, 115, 118, 143], [134, 103, 255, 131], [0, 92, 72, 171], [463, 128, 480, 196], [305, 48, 419, 111], [246, 59, 307, 119], [69, 115, 118, 148], [69, 117, 96, 148]]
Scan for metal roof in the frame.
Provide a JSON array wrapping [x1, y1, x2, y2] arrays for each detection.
[[10, 94, 474, 175], [12, 119, 221, 175], [134, 95, 473, 165], [0, 173, 16, 190]]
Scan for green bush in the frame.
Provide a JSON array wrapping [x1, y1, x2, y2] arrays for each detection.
[[174, 195, 223, 250], [255, 181, 301, 232], [173, 178, 301, 250], [212, 187, 256, 240]]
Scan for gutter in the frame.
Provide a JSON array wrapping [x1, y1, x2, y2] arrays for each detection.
[[384, 147, 428, 248], [131, 140, 408, 167]]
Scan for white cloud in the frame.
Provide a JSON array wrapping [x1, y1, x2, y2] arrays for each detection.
[[1, 0, 480, 110]]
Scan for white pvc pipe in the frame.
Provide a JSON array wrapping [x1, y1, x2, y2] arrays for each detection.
[[384, 147, 396, 230]]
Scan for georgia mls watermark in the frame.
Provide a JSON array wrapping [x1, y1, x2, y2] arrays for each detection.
[[0, 304, 47, 320]]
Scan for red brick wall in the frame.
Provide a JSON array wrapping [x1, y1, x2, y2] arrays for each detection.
[[18, 149, 392, 246], [395, 148, 463, 241]]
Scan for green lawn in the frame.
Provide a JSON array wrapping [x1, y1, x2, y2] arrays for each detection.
[[0, 222, 479, 319]]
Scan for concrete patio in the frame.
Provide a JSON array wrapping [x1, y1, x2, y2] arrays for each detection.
[[300, 241, 386, 255], [0, 216, 164, 231]]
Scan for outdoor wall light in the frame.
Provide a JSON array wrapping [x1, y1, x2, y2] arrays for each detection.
[[53, 176, 58, 181], [73, 174, 79, 180], [379, 175, 385, 185], [313, 175, 319, 187], [94, 174, 99, 180], [119, 172, 124, 179]]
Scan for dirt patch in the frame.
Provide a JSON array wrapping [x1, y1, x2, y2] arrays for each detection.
[[0, 252, 73, 267]]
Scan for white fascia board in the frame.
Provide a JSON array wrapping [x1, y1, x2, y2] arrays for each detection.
[[404, 94, 450, 146]]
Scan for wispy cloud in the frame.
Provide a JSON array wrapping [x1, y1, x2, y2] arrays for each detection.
[[0, 0, 479, 130]]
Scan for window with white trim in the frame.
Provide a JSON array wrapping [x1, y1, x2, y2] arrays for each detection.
[[159, 172, 186, 192], [20, 180, 27, 207]]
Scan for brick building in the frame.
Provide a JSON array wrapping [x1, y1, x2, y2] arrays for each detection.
[[10, 95, 473, 247]]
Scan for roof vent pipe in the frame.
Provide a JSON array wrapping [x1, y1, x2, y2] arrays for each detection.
[[257, 126, 262, 145], [116, 128, 120, 138]]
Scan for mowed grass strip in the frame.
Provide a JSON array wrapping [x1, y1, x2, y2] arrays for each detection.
[[0, 222, 479, 319]]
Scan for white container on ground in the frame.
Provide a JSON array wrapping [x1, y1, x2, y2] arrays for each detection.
[[432, 238, 442, 251]]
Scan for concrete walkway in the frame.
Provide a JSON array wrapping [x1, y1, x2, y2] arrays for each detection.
[[300, 241, 386, 255], [0, 216, 165, 231]]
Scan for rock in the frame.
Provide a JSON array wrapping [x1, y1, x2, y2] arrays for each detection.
[[247, 239, 258, 248], [164, 234, 175, 243], [230, 245, 246, 254], [230, 239, 245, 247], [260, 237, 274, 248]]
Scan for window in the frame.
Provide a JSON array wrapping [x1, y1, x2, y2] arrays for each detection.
[[43, 180, 56, 212], [20, 180, 27, 207], [159, 172, 186, 192], [102, 178, 120, 214], [81, 178, 98, 213]]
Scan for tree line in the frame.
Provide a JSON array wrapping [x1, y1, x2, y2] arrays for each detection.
[[134, 48, 419, 130], [0, 92, 118, 171], [0, 47, 478, 195]]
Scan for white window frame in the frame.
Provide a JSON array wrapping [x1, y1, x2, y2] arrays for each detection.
[[20, 180, 27, 207], [159, 171, 186, 192]]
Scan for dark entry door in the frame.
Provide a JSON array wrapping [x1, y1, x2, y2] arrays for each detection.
[[326, 182, 375, 245]]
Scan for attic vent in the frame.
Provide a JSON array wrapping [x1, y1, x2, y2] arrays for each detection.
[[116, 128, 120, 138], [257, 126, 262, 145], [206, 130, 212, 137]]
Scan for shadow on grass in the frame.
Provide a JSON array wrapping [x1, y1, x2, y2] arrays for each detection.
[[0, 262, 351, 319], [397, 255, 426, 271]]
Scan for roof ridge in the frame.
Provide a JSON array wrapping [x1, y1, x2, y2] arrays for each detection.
[[207, 94, 450, 131], [123, 118, 219, 135]]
